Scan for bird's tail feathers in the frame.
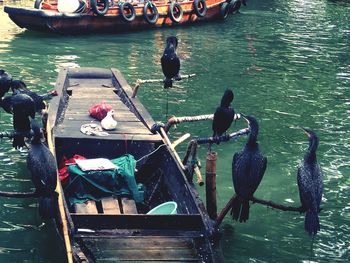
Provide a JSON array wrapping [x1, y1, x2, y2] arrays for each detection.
[[230, 196, 241, 221], [240, 200, 250, 222], [230, 196, 249, 222], [38, 192, 58, 220], [12, 135, 26, 149], [163, 78, 173, 89], [305, 210, 320, 235]]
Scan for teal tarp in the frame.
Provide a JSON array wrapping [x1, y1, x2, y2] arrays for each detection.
[[65, 154, 143, 205]]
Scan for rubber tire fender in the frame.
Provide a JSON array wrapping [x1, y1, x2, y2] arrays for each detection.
[[90, 0, 109, 16], [229, 0, 242, 14], [119, 2, 136, 22], [34, 0, 43, 9], [143, 1, 159, 24], [169, 2, 183, 23], [193, 0, 207, 18], [220, 2, 229, 19]]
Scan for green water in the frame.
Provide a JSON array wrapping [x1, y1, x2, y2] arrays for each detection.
[[0, 0, 349, 262]]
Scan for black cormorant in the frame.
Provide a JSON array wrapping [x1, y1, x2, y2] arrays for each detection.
[[212, 89, 235, 137], [0, 69, 12, 98], [0, 93, 36, 149], [27, 119, 58, 219], [297, 128, 323, 235], [231, 115, 267, 222], [10, 80, 57, 113], [161, 36, 180, 89]]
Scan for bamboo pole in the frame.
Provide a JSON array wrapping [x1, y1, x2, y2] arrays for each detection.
[[164, 114, 214, 132], [196, 127, 250, 145], [205, 151, 218, 220], [131, 73, 196, 98], [194, 165, 204, 186], [159, 127, 186, 171], [172, 133, 191, 148], [46, 119, 73, 263]]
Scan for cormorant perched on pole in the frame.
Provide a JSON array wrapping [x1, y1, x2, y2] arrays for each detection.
[[231, 115, 267, 222], [212, 89, 235, 137], [297, 128, 323, 235], [0, 93, 36, 149], [161, 36, 180, 89], [27, 119, 58, 219]]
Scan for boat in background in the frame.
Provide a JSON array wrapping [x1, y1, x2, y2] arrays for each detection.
[[4, 0, 244, 34]]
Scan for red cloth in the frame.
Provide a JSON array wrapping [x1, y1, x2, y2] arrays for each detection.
[[89, 102, 113, 121], [59, 154, 86, 183]]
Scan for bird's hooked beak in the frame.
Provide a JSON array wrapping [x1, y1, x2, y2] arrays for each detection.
[[240, 113, 250, 125], [301, 127, 311, 138]]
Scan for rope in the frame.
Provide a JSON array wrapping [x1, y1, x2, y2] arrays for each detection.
[[136, 144, 166, 163], [165, 89, 169, 119]]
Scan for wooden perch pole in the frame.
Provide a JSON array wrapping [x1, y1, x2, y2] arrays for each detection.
[[215, 195, 306, 227], [164, 114, 214, 132], [131, 73, 196, 98], [196, 128, 250, 145], [172, 133, 191, 148], [206, 151, 218, 220], [159, 127, 186, 171]]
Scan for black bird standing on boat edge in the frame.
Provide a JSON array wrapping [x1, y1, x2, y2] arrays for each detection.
[[27, 119, 58, 219], [231, 115, 267, 222], [297, 128, 323, 235], [161, 36, 181, 89], [212, 89, 236, 138]]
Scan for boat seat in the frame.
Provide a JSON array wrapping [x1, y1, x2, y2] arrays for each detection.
[[74, 200, 98, 214], [74, 197, 138, 214], [120, 197, 138, 214]]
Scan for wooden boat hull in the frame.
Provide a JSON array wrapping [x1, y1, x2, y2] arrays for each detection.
[[47, 67, 221, 262], [4, 0, 228, 34]]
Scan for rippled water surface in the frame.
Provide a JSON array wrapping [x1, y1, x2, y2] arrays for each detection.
[[0, 0, 349, 262]]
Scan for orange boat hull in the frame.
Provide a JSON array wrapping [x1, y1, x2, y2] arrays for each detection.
[[4, 0, 234, 34]]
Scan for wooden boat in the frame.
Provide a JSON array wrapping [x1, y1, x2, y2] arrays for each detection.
[[46, 67, 221, 262], [4, 0, 244, 34]]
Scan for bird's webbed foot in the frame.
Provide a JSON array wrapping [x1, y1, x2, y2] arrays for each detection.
[[174, 73, 182, 81]]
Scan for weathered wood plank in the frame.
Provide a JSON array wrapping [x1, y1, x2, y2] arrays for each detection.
[[68, 79, 113, 88], [54, 131, 161, 142], [88, 248, 198, 261], [98, 260, 198, 262], [101, 198, 121, 214], [57, 120, 151, 135], [121, 197, 138, 214], [71, 214, 204, 230], [74, 201, 98, 214], [81, 236, 195, 249], [64, 112, 139, 122]]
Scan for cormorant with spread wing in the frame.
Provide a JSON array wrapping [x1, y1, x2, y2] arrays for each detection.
[[231, 115, 267, 222], [212, 89, 235, 138], [27, 119, 58, 219], [10, 80, 57, 113], [161, 36, 180, 89], [297, 128, 323, 235]]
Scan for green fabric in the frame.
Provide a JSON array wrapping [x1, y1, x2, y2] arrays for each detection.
[[65, 154, 143, 205]]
